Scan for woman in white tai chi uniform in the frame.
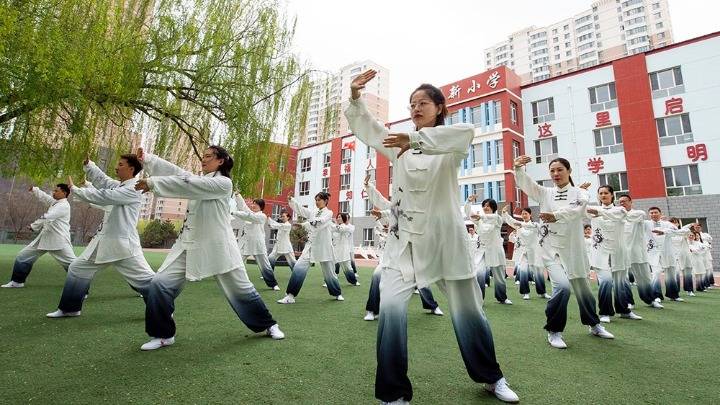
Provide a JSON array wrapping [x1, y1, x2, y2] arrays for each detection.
[[267, 210, 297, 271], [232, 195, 280, 291], [502, 206, 549, 300], [345, 70, 518, 404], [513, 155, 614, 349], [333, 213, 360, 286], [136, 146, 284, 350]]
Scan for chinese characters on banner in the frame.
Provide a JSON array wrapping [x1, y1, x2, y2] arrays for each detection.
[[664, 97, 683, 115], [587, 157, 605, 174], [595, 111, 611, 127], [444, 71, 503, 100], [538, 123, 553, 138], [687, 144, 708, 162]]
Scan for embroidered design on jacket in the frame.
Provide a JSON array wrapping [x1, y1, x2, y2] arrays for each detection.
[[538, 224, 557, 247], [592, 228, 604, 249]]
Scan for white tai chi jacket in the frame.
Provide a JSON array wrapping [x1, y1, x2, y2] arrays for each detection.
[[288, 197, 335, 263], [503, 212, 543, 268], [513, 167, 590, 279], [267, 218, 294, 255], [231, 195, 268, 256], [346, 97, 474, 288], [28, 188, 72, 251], [144, 154, 242, 281], [586, 204, 627, 272], [623, 209, 650, 266], [465, 203, 505, 268], [71, 161, 143, 264], [645, 219, 676, 268], [689, 240, 707, 276], [332, 223, 355, 263]]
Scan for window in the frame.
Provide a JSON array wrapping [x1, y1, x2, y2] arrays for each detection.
[[271, 204, 284, 220], [534, 137, 558, 164], [656, 114, 693, 145], [269, 229, 278, 245], [472, 143, 484, 168], [652, 2, 661, 9], [658, 32, 665, 39], [577, 33, 593, 42], [578, 41, 595, 51], [341, 148, 352, 164], [531, 98, 555, 124], [472, 183, 484, 198], [366, 144, 373, 159], [471, 106, 484, 125], [593, 126, 623, 154], [566, 50, 572, 56], [627, 26, 647, 36], [340, 174, 351, 190], [366, 168, 376, 184], [364, 198, 373, 216], [321, 177, 330, 193], [323, 152, 331, 167], [510, 101, 518, 125], [497, 181, 506, 202], [664, 165, 702, 196], [512, 140, 521, 159], [589, 82, 617, 111], [493, 101, 501, 124], [495, 140, 504, 165], [389, 166, 393, 184], [300, 157, 311, 172], [363, 228, 375, 246], [338, 200, 350, 214], [653, 11, 661, 18], [278, 158, 286, 172], [649, 66, 683, 96], [625, 6, 644, 16], [299, 181, 310, 196], [275, 180, 283, 195], [448, 111, 461, 124], [598, 172, 629, 199]]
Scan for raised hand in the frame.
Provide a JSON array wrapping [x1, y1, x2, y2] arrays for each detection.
[[350, 70, 377, 100], [468, 195, 477, 203], [135, 179, 150, 193], [28, 185, 33, 192], [67, 176, 74, 188], [382, 133, 410, 158], [513, 155, 532, 168], [586, 208, 599, 217], [136, 147, 145, 162], [539, 212, 557, 223], [579, 182, 591, 190], [83, 154, 90, 165], [501, 205, 508, 214], [370, 208, 382, 219]]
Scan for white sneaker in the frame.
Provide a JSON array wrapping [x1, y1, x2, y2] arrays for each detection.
[[432, 307, 444, 316], [46, 310, 81, 318], [485, 284, 489, 288], [322, 283, 327, 287], [140, 337, 175, 351], [364, 311, 376, 321], [654, 297, 662, 302], [413, 289, 420, 294], [651, 301, 664, 309], [514, 280, 520, 285], [672, 297, 685, 302], [627, 304, 635, 310], [502, 299, 513, 305], [547, 332, 567, 349], [355, 282, 361, 286], [277, 294, 295, 304], [590, 324, 615, 339], [599, 315, 611, 323], [688, 292, 696, 297], [485, 377, 520, 403], [620, 311, 642, 320], [522, 294, 530, 300], [272, 285, 280, 291], [336, 295, 345, 301], [266, 324, 285, 340], [380, 398, 410, 405], [1, 281, 24, 288], [543, 293, 552, 299]]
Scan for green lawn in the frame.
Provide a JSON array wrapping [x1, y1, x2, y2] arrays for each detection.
[[0, 243, 718, 404]]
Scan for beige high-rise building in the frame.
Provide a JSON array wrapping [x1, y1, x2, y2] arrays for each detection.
[[297, 60, 389, 147], [484, 0, 673, 84]]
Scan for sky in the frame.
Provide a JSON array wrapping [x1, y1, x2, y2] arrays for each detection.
[[284, 0, 719, 121]]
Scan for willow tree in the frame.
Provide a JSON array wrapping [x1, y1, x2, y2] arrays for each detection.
[[0, 0, 311, 192]]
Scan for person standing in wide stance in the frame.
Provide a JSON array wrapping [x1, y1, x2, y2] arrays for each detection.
[[136, 146, 284, 350], [46, 155, 156, 318], [346, 70, 518, 404], [513, 155, 614, 349], [267, 210, 297, 271], [3, 184, 76, 288], [232, 194, 281, 291]]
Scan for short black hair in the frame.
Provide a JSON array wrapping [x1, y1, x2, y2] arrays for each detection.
[[315, 192, 330, 202], [648, 206, 662, 213], [481, 198, 498, 213], [584, 224, 592, 230], [618, 194, 632, 201], [253, 198, 265, 211], [56, 183, 70, 197], [120, 154, 143, 176], [339, 213, 349, 223], [521, 207, 532, 215]]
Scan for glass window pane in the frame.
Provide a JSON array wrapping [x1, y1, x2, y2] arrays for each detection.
[[689, 165, 700, 184], [548, 98, 554, 114], [650, 73, 659, 91], [658, 69, 674, 89], [589, 88, 597, 105], [594, 131, 601, 147], [681, 114, 691, 133], [664, 168, 673, 187], [596, 85, 609, 103], [535, 140, 541, 156], [620, 172, 628, 190], [666, 116, 682, 136], [673, 166, 690, 186], [552, 137, 558, 152], [609, 82, 617, 100], [656, 119, 666, 137], [602, 128, 615, 145], [673, 67, 683, 85]]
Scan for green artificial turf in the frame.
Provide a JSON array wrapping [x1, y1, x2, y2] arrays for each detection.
[[0, 244, 718, 404]]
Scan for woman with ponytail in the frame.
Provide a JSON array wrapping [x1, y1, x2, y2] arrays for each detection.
[[513, 156, 614, 349], [135, 146, 284, 350]]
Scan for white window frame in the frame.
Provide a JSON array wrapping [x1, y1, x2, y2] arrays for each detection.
[[534, 137, 558, 164], [593, 126, 624, 155], [531, 98, 555, 124], [656, 114, 693, 146], [664, 165, 702, 196]]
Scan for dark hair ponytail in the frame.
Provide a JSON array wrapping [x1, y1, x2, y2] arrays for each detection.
[[208, 145, 234, 178], [548, 157, 574, 186], [410, 84, 448, 127], [339, 213, 349, 223]]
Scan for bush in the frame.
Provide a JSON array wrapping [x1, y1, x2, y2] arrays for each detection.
[[140, 219, 178, 248]]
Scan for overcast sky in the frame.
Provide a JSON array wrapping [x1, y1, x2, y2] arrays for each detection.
[[284, 0, 719, 121]]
